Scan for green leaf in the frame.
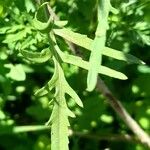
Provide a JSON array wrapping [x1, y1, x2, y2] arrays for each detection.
[[103, 47, 145, 65], [20, 48, 52, 63], [54, 28, 91, 50], [6, 25, 24, 33], [35, 60, 58, 96], [99, 66, 127, 80], [0, 26, 10, 34], [87, 34, 105, 91], [3, 28, 31, 43], [34, 34, 82, 150], [54, 28, 144, 64], [0, 25, 24, 34], [0, 125, 49, 135], [32, 14, 53, 31], [139, 117, 150, 129], [4, 64, 26, 81], [35, 57, 83, 150], [52, 32, 127, 92], [0, 5, 3, 16], [35, 57, 83, 106], [86, 0, 113, 91], [25, 0, 35, 12], [138, 65, 150, 73], [54, 20, 68, 27], [66, 108, 76, 118], [65, 82, 83, 107], [20, 36, 37, 49], [49, 59, 72, 150], [56, 50, 127, 80], [50, 100, 69, 150], [32, 2, 53, 31]]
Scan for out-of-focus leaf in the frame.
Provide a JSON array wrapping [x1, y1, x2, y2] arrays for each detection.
[[139, 117, 150, 129], [25, 0, 35, 12], [3, 28, 31, 43], [0, 26, 11, 34], [100, 114, 114, 124], [26, 105, 50, 121], [0, 5, 3, 16], [21, 36, 37, 49], [138, 65, 150, 73], [133, 74, 150, 97], [34, 135, 51, 150], [0, 125, 49, 135], [4, 64, 26, 81], [0, 110, 5, 119], [6, 25, 24, 33]]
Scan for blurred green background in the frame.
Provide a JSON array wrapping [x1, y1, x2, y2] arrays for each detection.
[[0, 0, 150, 149]]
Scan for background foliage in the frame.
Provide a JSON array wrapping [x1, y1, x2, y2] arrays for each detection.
[[0, 0, 150, 149]]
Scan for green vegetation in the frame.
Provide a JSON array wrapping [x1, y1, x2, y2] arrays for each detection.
[[0, 0, 150, 150]]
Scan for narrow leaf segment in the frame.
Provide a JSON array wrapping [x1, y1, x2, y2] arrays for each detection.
[[54, 28, 144, 65], [87, 0, 115, 91]]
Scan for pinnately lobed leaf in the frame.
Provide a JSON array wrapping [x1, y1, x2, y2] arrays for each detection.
[[32, 15, 83, 149], [60, 52, 127, 80], [3, 28, 31, 43], [54, 28, 144, 65], [35, 57, 83, 106], [54, 44, 127, 81], [49, 58, 83, 150], [35, 56, 83, 150], [54, 27, 145, 91]]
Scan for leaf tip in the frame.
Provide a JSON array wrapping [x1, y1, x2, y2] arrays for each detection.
[[86, 86, 94, 92], [76, 98, 83, 107], [141, 61, 146, 65], [79, 102, 84, 108], [87, 71, 97, 92], [121, 74, 128, 80]]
